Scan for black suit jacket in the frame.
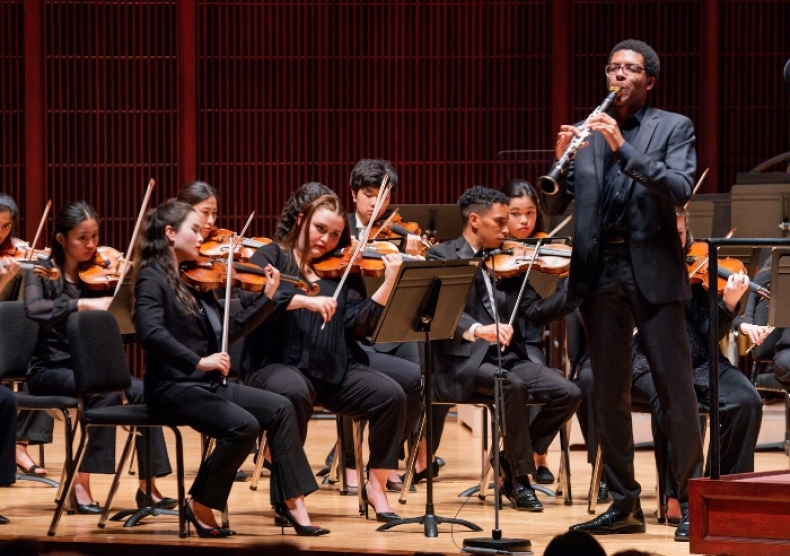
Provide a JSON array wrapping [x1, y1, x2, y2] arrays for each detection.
[[134, 264, 276, 397], [541, 105, 696, 307], [426, 237, 571, 402]]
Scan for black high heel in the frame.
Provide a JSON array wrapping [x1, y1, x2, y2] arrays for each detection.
[[361, 483, 400, 523], [273, 503, 330, 536], [184, 500, 235, 538]]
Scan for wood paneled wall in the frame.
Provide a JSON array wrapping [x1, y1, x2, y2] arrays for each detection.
[[2, 0, 789, 246]]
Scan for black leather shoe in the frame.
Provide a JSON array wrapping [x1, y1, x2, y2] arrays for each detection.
[[0, 515, 9, 525], [235, 469, 247, 482], [532, 465, 555, 484], [510, 483, 543, 512], [436, 456, 446, 468], [76, 502, 103, 515], [597, 481, 610, 503], [674, 514, 690, 542], [135, 489, 178, 510], [404, 461, 439, 485], [361, 484, 400, 523], [570, 508, 646, 534]]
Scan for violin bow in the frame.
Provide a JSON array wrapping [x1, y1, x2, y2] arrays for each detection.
[[683, 168, 709, 210], [26, 200, 52, 260], [321, 174, 391, 330], [220, 212, 255, 386], [114, 178, 155, 297]]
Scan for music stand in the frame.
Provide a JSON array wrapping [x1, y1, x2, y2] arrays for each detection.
[[371, 259, 483, 537]]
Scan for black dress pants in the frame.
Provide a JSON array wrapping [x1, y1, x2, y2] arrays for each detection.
[[28, 368, 171, 478], [245, 362, 406, 470], [0, 386, 17, 486], [472, 350, 581, 476], [580, 251, 703, 514], [147, 380, 316, 510]]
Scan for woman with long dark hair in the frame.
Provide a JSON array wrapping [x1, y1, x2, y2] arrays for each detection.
[[133, 200, 327, 537], [244, 194, 407, 523], [24, 201, 173, 514]]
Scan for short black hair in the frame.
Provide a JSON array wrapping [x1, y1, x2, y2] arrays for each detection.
[[609, 39, 660, 78], [457, 186, 509, 224], [349, 159, 399, 193], [0, 192, 19, 227]]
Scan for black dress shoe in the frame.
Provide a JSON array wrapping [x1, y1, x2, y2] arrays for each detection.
[[403, 461, 439, 485], [235, 469, 247, 482], [361, 484, 400, 523], [386, 479, 417, 493], [510, 483, 543, 512], [135, 489, 178, 510], [532, 465, 555, 484], [674, 514, 690, 542], [570, 508, 646, 535], [436, 456, 446, 468], [0, 515, 9, 525], [597, 481, 610, 503], [76, 502, 103, 515]]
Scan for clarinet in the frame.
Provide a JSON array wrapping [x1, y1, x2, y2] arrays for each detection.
[[538, 86, 622, 194]]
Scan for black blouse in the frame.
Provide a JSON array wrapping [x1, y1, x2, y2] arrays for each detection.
[[244, 243, 383, 384]]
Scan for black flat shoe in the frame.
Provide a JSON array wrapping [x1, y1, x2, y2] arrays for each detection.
[[386, 479, 416, 493], [436, 456, 446, 468], [76, 502, 103, 515], [510, 483, 543, 512], [597, 481, 610, 503], [570, 508, 646, 535], [184, 500, 235, 538], [532, 465, 555, 484], [674, 514, 690, 542], [234, 469, 247, 482], [135, 489, 178, 510], [361, 484, 400, 523], [0, 515, 9, 525], [274, 503, 330, 536]]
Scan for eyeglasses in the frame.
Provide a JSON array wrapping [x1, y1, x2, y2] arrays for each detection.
[[604, 63, 645, 76]]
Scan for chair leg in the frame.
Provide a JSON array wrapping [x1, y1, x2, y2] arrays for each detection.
[[98, 426, 137, 529], [398, 411, 423, 505], [221, 504, 229, 529], [249, 434, 267, 491], [588, 444, 603, 515], [127, 444, 136, 476], [353, 418, 366, 516], [173, 427, 187, 538], [53, 408, 78, 513], [334, 416, 348, 493], [558, 420, 573, 505], [48, 425, 89, 536]]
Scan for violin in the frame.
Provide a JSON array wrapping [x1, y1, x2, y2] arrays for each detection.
[[79, 246, 127, 290], [1, 253, 61, 282], [313, 240, 416, 278], [686, 241, 770, 300], [200, 228, 271, 262], [368, 210, 433, 256], [181, 256, 319, 296], [0, 237, 50, 260], [485, 239, 572, 279]]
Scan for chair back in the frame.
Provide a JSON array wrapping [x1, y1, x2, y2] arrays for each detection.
[[0, 301, 39, 381], [66, 310, 131, 396]]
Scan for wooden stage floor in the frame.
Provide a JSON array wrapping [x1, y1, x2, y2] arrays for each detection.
[[0, 415, 786, 556]]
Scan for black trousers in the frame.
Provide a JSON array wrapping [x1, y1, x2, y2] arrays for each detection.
[[16, 409, 54, 445], [147, 380, 316, 510], [28, 369, 171, 478], [580, 251, 703, 514], [0, 386, 17, 486], [773, 331, 790, 385], [633, 367, 762, 497], [246, 362, 406, 470]]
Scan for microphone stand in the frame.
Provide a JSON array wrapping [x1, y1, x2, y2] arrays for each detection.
[[463, 249, 532, 554]]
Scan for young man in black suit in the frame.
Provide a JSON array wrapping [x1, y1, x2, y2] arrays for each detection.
[[427, 186, 580, 511], [541, 39, 701, 540]]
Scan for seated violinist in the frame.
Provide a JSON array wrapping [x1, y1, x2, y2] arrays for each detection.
[[24, 201, 173, 514], [0, 248, 19, 526], [632, 208, 762, 524], [427, 186, 581, 511]]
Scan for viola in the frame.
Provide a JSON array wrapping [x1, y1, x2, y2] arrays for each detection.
[[1, 253, 61, 282], [181, 256, 319, 296], [485, 240, 572, 279], [78, 246, 127, 290], [200, 228, 271, 262], [313, 240, 417, 278], [686, 241, 770, 300]]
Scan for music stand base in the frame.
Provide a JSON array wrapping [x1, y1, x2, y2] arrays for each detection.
[[377, 513, 482, 537], [463, 536, 533, 554]]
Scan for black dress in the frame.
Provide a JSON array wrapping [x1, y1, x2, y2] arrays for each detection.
[[134, 264, 317, 509]]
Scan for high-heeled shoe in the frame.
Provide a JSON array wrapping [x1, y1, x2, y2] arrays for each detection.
[[361, 483, 400, 523], [401, 460, 439, 485], [184, 500, 235, 538], [273, 503, 330, 536], [135, 489, 178, 510]]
